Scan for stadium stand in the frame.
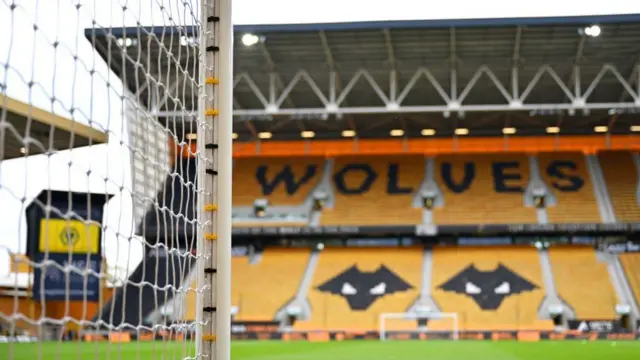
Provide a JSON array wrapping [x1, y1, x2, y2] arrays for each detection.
[[548, 246, 618, 319], [2, 254, 113, 333], [598, 151, 640, 222], [0, 293, 113, 334], [538, 152, 601, 223], [321, 156, 424, 226], [232, 222, 308, 227], [431, 246, 551, 331], [232, 157, 324, 206], [232, 248, 309, 321], [432, 154, 536, 225], [9, 254, 30, 274], [297, 247, 422, 331], [7, 6, 640, 353], [183, 278, 197, 322], [618, 253, 640, 312], [0, 296, 41, 333]]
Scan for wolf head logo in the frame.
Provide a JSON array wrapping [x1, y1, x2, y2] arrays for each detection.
[[316, 265, 413, 310], [438, 264, 538, 310], [59, 227, 80, 247]]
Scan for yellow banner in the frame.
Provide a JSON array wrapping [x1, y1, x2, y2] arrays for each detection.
[[38, 219, 100, 254]]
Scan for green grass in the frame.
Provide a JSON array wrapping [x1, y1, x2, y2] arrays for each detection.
[[2, 340, 640, 360]]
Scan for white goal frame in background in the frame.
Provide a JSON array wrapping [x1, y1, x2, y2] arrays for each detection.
[[379, 312, 459, 341]]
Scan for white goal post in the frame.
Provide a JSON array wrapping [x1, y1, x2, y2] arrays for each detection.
[[379, 312, 459, 341]]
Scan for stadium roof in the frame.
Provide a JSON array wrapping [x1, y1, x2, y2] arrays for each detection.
[[0, 95, 109, 160], [86, 14, 640, 140]]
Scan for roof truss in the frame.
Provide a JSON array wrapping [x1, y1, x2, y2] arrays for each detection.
[[154, 63, 640, 118]]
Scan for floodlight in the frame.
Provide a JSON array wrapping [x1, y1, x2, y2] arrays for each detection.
[[242, 33, 260, 47], [301, 131, 315, 138], [116, 37, 134, 47], [584, 25, 601, 37], [180, 36, 196, 47], [341, 130, 356, 137]]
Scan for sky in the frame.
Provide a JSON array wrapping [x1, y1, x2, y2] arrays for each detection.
[[0, 0, 639, 284]]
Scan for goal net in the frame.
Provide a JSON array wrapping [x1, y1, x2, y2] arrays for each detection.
[[0, 1, 231, 360], [379, 312, 459, 341]]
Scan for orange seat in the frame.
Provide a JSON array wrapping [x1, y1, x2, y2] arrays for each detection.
[[296, 247, 423, 331], [599, 151, 640, 222], [177, 249, 310, 322], [538, 152, 601, 223], [618, 253, 640, 312], [548, 246, 617, 319], [431, 246, 551, 331], [0, 296, 42, 334], [433, 154, 536, 225], [232, 221, 308, 228], [232, 157, 323, 206], [321, 156, 424, 226], [232, 248, 310, 321]]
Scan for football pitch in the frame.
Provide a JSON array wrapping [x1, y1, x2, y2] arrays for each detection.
[[2, 340, 640, 360]]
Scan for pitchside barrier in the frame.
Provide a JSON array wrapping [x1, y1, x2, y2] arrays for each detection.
[[2, 317, 639, 342], [2, 330, 638, 343], [4, 318, 640, 343], [231, 223, 640, 237]]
